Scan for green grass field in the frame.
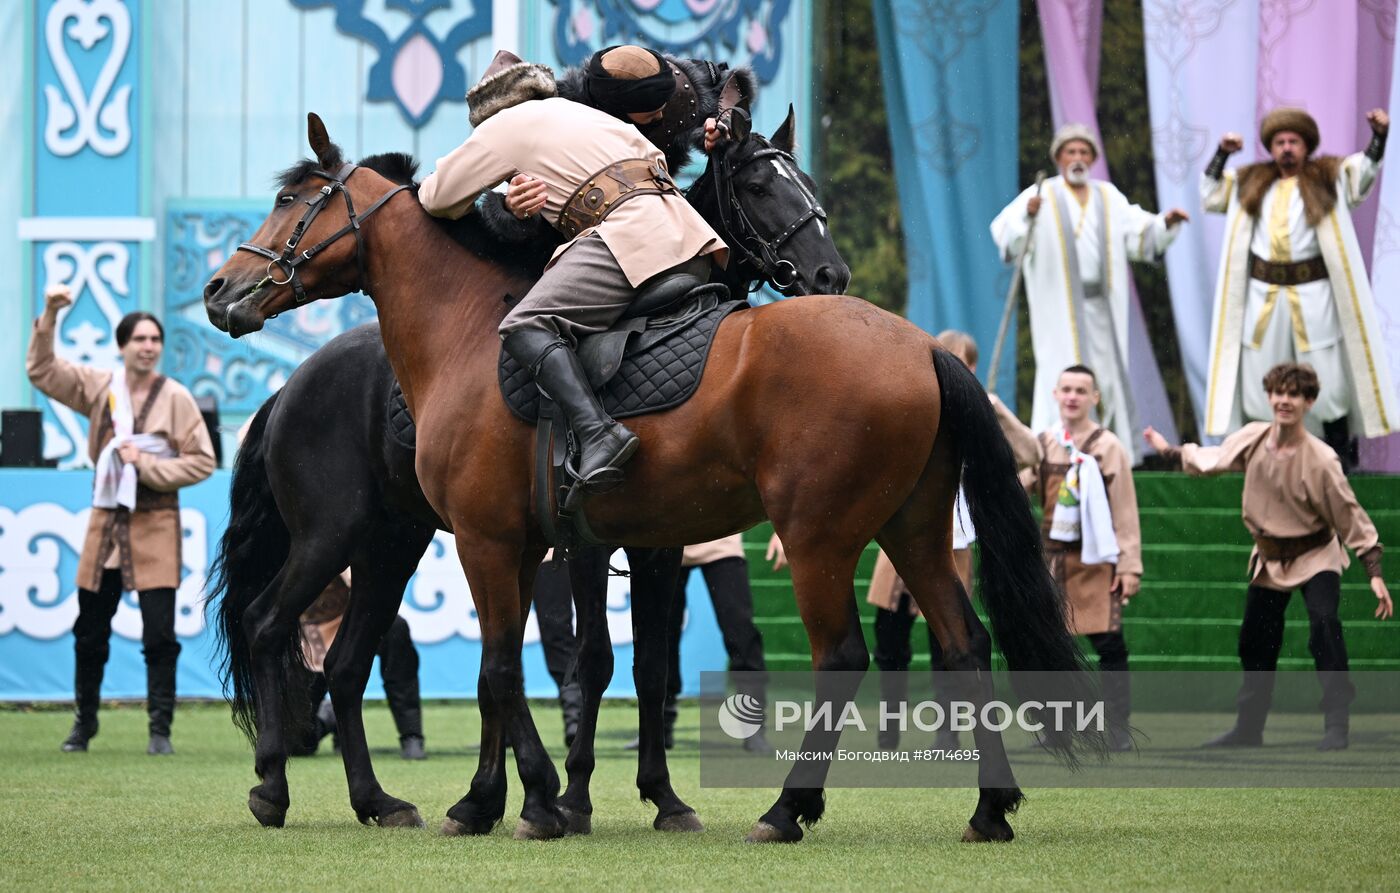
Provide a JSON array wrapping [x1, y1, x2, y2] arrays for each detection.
[[3, 701, 1397, 891]]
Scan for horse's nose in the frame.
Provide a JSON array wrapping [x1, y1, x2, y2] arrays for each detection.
[[813, 264, 851, 296], [203, 278, 225, 301]]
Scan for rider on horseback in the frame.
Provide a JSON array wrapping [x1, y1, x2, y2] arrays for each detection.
[[419, 46, 730, 492]]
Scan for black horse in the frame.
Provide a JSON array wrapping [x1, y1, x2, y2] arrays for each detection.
[[208, 106, 848, 831]]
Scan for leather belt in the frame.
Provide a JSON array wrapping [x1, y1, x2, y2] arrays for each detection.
[[1248, 253, 1328, 287], [556, 158, 680, 241], [1251, 527, 1335, 562]]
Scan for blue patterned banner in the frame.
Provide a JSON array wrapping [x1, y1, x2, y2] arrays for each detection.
[[873, 0, 1019, 397]]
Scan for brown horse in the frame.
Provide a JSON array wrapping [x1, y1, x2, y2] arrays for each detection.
[[204, 114, 1100, 843]]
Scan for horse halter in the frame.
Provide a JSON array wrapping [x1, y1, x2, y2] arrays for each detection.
[[707, 140, 827, 293], [236, 162, 410, 306]]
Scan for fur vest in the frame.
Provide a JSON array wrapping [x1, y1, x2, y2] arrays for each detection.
[[1236, 156, 1343, 227]]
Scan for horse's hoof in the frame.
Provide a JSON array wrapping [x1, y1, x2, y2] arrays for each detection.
[[379, 808, 425, 829], [248, 793, 287, 828], [440, 818, 473, 837], [559, 806, 592, 836], [962, 820, 1014, 843], [654, 810, 704, 833], [513, 817, 567, 841], [744, 820, 800, 843]]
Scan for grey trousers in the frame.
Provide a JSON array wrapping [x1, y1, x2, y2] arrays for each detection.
[[499, 233, 710, 346]]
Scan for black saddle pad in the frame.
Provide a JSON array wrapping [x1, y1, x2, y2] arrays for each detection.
[[499, 297, 750, 424], [386, 385, 417, 449]]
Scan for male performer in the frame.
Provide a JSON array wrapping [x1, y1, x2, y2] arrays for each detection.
[[419, 46, 728, 493], [1146, 363, 1391, 750], [1026, 365, 1142, 750], [990, 124, 1188, 461], [1200, 108, 1395, 459], [29, 285, 216, 754]]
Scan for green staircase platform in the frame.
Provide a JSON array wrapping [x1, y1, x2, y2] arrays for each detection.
[[742, 472, 1400, 672]]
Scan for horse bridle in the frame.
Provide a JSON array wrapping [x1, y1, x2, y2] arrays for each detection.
[[236, 162, 410, 306], [703, 139, 827, 293]]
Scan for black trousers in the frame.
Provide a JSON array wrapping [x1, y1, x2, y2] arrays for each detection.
[[1235, 571, 1354, 728], [73, 568, 180, 736], [307, 615, 423, 740], [532, 559, 579, 690], [666, 557, 768, 704]]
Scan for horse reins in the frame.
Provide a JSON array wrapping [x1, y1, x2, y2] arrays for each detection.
[[236, 162, 410, 307]]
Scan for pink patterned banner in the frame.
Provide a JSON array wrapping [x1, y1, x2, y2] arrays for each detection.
[[1038, 0, 1179, 446]]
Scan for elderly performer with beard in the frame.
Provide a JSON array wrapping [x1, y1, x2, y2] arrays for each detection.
[[1201, 108, 1396, 460], [991, 126, 1189, 462]]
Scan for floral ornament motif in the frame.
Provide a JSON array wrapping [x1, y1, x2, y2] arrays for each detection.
[[550, 0, 793, 84], [43, 0, 133, 157], [164, 206, 376, 414], [1142, 0, 1233, 184], [1361, 0, 1396, 43], [291, 0, 491, 128], [896, 0, 999, 174]]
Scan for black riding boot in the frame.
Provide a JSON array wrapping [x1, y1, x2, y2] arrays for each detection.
[[1203, 671, 1273, 747], [559, 681, 583, 748], [62, 656, 105, 752], [146, 656, 177, 754], [1102, 670, 1133, 752], [504, 330, 638, 493]]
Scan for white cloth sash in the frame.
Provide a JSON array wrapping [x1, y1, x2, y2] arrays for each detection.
[[92, 375, 175, 510], [1047, 426, 1119, 565]]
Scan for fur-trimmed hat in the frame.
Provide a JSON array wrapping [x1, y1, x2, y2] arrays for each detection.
[[1260, 107, 1319, 154], [1050, 123, 1101, 163], [467, 49, 557, 127]]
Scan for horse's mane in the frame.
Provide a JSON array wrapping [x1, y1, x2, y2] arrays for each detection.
[[274, 149, 556, 277]]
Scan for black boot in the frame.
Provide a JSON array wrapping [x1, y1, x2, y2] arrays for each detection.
[[878, 670, 908, 751], [1203, 671, 1272, 748], [559, 681, 583, 748], [146, 656, 178, 755], [505, 331, 638, 493], [1322, 417, 1357, 473], [1102, 670, 1134, 752], [62, 656, 104, 753]]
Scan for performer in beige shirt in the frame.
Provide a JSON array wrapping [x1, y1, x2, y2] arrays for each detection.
[[865, 331, 1041, 750], [418, 46, 728, 493], [1146, 362, 1391, 751], [28, 285, 216, 755], [1025, 365, 1142, 750]]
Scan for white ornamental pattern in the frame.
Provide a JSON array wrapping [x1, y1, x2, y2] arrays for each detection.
[[43, 0, 133, 157], [0, 504, 209, 641], [40, 240, 132, 468]]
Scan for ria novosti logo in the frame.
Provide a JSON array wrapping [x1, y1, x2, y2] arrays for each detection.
[[717, 693, 765, 739]]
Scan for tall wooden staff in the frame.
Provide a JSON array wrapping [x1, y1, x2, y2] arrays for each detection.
[[987, 171, 1046, 392]]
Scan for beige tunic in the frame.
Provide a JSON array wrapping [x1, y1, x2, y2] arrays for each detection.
[[26, 316, 216, 591], [866, 396, 1043, 613], [418, 97, 728, 286], [1027, 426, 1142, 635], [1178, 422, 1381, 590], [299, 572, 351, 674]]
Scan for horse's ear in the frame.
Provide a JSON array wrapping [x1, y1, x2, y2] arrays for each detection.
[[771, 104, 797, 154], [307, 113, 340, 169]]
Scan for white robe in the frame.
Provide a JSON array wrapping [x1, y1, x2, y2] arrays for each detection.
[[991, 177, 1179, 462], [1201, 153, 1397, 438]]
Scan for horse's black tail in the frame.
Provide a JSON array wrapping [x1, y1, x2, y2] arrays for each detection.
[[931, 348, 1107, 765], [205, 392, 294, 745]]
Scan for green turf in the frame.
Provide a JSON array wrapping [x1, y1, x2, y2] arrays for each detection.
[[2, 702, 1397, 891]]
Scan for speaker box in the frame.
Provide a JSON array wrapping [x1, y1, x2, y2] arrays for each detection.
[[1, 409, 46, 467]]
